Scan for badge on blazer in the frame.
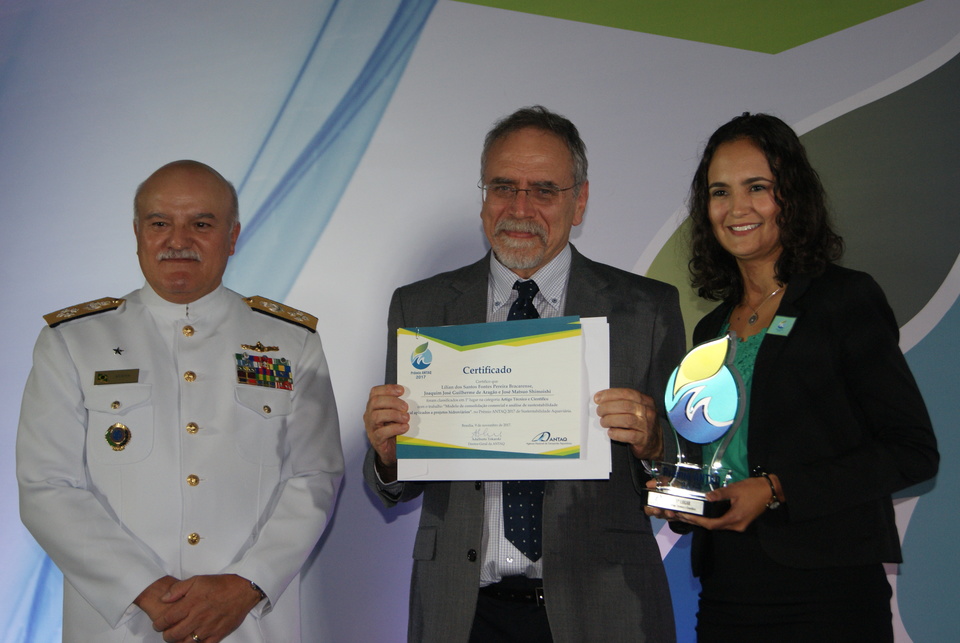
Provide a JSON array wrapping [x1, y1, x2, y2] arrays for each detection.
[[768, 315, 797, 336], [105, 423, 132, 451], [236, 352, 293, 390]]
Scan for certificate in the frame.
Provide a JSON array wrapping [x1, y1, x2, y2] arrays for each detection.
[[396, 316, 611, 481]]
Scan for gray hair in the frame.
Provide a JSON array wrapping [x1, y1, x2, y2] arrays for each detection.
[[480, 105, 588, 193], [133, 160, 239, 229]]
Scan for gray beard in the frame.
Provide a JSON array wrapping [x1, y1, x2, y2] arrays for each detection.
[[492, 242, 544, 271], [492, 220, 547, 271]]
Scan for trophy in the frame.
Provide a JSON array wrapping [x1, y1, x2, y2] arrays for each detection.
[[643, 334, 744, 517]]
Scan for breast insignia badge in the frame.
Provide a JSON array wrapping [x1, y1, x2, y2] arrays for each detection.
[[105, 423, 132, 451]]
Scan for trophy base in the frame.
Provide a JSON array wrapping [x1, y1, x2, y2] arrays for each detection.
[[642, 488, 730, 518]]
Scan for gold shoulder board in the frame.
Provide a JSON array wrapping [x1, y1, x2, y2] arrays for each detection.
[[244, 296, 318, 333], [44, 298, 124, 327]]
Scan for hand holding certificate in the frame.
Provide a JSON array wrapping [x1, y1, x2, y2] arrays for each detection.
[[395, 316, 611, 481]]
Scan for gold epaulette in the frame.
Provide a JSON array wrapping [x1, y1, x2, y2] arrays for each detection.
[[43, 297, 125, 327], [244, 296, 317, 333]]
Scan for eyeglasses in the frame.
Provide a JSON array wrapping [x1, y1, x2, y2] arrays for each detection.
[[478, 180, 578, 207]]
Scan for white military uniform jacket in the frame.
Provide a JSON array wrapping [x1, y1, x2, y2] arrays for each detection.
[[17, 285, 344, 642]]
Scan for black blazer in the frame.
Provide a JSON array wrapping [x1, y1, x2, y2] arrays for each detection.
[[692, 263, 938, 571]]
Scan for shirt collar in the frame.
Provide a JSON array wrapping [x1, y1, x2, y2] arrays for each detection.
[[489, 244, 572, 314], [139, 282, 229, 324]]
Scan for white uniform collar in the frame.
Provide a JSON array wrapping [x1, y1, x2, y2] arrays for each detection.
[[139, 282, 231, 324]]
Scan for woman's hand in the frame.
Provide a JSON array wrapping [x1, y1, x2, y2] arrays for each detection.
[[673, 476, 777, 531], [643, 478, 686, 521]]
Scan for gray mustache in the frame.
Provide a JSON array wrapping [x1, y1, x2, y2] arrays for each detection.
[[494, 220, 547, 243], [157, 249, 201, 261]]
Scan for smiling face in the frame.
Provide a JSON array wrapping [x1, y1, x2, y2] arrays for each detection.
[[134, 163, 240, 304], [480, 127, 588, 278], [707, 138, 783, 268]]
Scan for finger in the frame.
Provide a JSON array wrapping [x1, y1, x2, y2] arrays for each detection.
[[607, 426, 648, 446], [593, 387, 645, 404], [368, 383, 405, 399], [600, 412, 648, 432], [369, 415, 410, 444], [364, 411, 410, 445], [366, 391, 408, 411], [162, 584, 189, 604], [163, 618, 200, 643], [365, 388, 405, 420], [704, 487, 732, 502], [596, 402, 656, 429], [595, 396, 648, 414], [705, 510, 749, 532], [679, 513, 715, 529], [364, 402, 409, 429]]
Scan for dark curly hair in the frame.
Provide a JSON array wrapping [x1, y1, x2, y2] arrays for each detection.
[[687, 113, 843, 302]]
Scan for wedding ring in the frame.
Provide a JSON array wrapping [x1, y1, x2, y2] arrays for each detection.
[[192, 635, 201, 642]]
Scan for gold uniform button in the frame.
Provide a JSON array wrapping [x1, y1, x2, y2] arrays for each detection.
[[186, 422, 199, 434], [263, 405, 271, 414], [183, 371, 197, 382], [187, 533, 201, 545], [182, 325, 195, 337], [186, 474, 200, 486], [111, 401, 121, 410]]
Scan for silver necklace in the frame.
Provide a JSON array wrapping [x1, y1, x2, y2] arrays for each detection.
[[746, 286, 783, 325]]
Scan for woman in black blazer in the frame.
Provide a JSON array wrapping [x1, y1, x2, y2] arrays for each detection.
[[655, 113, 938, 642]]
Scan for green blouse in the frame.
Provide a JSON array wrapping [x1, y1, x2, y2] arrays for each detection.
[[701, 326, 766, 483]]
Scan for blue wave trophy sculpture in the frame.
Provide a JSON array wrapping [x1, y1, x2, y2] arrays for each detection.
[[643, 334, 744, 517]]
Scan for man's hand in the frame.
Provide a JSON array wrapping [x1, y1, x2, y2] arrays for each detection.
[[151, 574, 261, 643], [594, 388, 663, 460], [134, 575, 180, 623], [363, 384, 409, 482]]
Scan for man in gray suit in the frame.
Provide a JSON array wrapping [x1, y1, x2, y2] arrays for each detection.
[[363, 106, 683, 642]]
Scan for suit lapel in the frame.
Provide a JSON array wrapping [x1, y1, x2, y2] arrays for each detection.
[[753, 274, 812, 377], [563, 246, 609, 317], [748, 274, 812, 458], [444, 254, 489, 325]]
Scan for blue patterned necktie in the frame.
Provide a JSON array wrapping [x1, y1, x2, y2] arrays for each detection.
[[503, 279, 545, 561]]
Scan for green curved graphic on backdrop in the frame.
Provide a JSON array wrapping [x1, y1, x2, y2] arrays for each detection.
[[649, 51, 960, 343], [452, 0, 922, 53]]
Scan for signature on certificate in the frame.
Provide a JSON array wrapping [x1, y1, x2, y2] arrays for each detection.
[[471, 427, 504, 442]]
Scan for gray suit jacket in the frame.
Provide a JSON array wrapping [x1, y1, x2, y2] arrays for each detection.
[[364, 246, 684, 642]]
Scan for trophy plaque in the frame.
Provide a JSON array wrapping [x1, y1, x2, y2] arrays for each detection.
[[643, 334, 744, 518]]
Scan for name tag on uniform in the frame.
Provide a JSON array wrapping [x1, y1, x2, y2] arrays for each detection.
[[94, 369, 140, 385]]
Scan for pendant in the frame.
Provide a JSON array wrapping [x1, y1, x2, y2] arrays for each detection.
[[747, 313, 759, 325]]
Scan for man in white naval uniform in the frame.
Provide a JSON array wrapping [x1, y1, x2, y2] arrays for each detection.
[[17, 160, 344, 643]]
